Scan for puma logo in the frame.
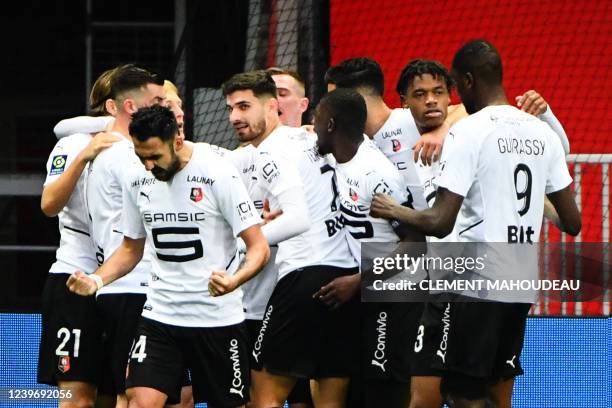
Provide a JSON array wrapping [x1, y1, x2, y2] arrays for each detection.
[[370, 359, 388, 372], [506, 355, 516, 368], [437, 349, 446, 364], [140, 191, 151, 202]]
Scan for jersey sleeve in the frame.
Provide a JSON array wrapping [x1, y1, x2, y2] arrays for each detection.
[[545, 132, 573, 194], [255, 151, 302, 197], [120, 173, 146, 239], [54, 116, 113, 139], [214, 161, 261, 237], [43, 135, 89, 187], [433, 128, 477, 197]]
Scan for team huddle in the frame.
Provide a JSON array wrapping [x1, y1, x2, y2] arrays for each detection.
[[38, 40, 580, 408]]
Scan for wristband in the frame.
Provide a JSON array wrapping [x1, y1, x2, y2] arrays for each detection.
[[90, 274, 104, 291]]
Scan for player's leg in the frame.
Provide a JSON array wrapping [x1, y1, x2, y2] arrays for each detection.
[[310, 267, 360, 407], [286, 378, 313, 408], [488, 378, 514, 408], [250, 369, 297, 407], [487, 303, 531, 408], [37, 273, 102, 408], [125, 317, 186, 408], [96, 293, 148, 407], [310, 377, 349, 408], [164, 383, 194, 408], [250, 267, 329, 406], [409, 300, 449, 408], [188, 322, 251, 408], [409, 377, 443, 408]]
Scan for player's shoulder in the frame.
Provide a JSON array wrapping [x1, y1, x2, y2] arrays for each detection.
[[359, 140, 401, 180], [53, 132, 91, 152], [192, 142, 241, 177]]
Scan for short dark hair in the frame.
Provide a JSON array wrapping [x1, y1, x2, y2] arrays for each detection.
[[324, 57, 385, 96], [221, 70, 277, 99], [319, 88, 367, 141], [396, 59, 454, 98], [452, 39, 503, 85], [110, 64, 164, 100], [129, 105, 178, 143], [266, 67, 306, 90]]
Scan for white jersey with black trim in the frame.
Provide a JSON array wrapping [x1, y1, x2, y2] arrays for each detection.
[[256, 126, 356, 279], [371, 108, 428, 212], [435, 105, 572, 243], [335, 140, 407, 263], [121, 143, 260, 327], [206, 143, 279, 320], [86, 132, 150, 294], [44, 133, 98, 274]]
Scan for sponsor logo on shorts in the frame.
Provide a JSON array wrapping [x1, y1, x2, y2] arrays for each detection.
[[49, 155, 67, 175], [58, 356, 70, 373], [436, 303, 451, 364], [252, 305, 273, 363], [229, 338, 244, 398], [371, 311, 388, 372]]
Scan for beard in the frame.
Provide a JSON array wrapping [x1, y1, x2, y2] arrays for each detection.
[[236, 118, 267, 143], [151, 154, 181, 181]]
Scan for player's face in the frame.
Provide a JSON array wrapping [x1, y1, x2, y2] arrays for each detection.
[[314, 104, 332, 155], [403, 74, 449, 132], [134, 136, 181, 181], [226, 90, 268, 143], [165, 90, 185, 141], [272, 74, 307, 127]]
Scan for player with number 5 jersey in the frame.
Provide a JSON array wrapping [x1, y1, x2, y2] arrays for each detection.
[[67, 105, 269, 408]]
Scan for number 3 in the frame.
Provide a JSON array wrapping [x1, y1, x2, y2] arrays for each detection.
[[414, 325, 424, 352]]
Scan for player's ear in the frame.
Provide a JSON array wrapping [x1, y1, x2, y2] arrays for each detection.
[[124, 98, 137, 114], [465, 72, 474, 89], [299, 97, 309, 114], [328, 117, 335, 133], [105, 98, 118, 116]]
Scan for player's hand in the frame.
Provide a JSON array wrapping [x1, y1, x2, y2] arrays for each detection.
[[412, 121, 448, 165], [66, 271, 98, 296], [301, 124, 315, 133], [80, 132, 121, 162], [370, 193, 401, 220], [208, 271, 238, 296], [262, 199, 282, 224], [313, 274, 360, 309], [515, 90, 548, 116]]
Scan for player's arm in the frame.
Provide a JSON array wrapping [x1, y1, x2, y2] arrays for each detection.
[[413, 104, 467, 165], [516, 90, 570, 154], [66, 236, 145, 295], [53, 116, 114, 139], [371, 187, 463, 238], [546, 186, 581, 236], [41, 133, 120, 216], [209, 224, 270, 297]]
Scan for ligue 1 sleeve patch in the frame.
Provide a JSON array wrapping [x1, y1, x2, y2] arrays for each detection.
[[49, 155, 68, 175]]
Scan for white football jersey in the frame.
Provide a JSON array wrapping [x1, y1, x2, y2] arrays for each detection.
[[121, 143, 260, 327], [436, 105, 572, 242], [335, 140, 407, 263], [86, 132, 150, 294], [372, 109, 428, 211], [209, 143, 279, 320], [44, 133, 98, 274], [256, 126, 357, 279]]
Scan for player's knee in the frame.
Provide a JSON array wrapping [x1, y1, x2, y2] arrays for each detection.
[[410, 391, 443, 408], [59, 395, 95, 408]]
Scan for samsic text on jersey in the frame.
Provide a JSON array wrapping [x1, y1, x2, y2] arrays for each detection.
[[121, 143, 260, 327]]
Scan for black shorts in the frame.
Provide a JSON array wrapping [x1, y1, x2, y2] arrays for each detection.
[[37, 273, 102, 386], [362, 301, 424, 382], [126, 317, 250, 406], [95, 292, 146, 396], [431, 299, 531, 384], [253, 265, 360, 379], [411, 298, 449, 377]]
